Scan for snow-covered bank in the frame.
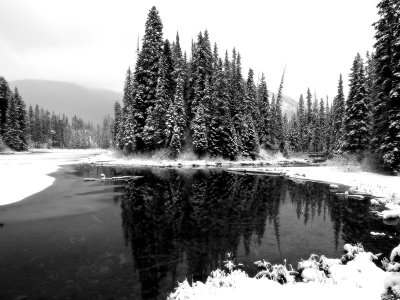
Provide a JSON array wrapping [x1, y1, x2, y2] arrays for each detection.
[[168, 244, 400, 300], [82, 150, 400, 219], [227, 165, 400, 221], [0, 149, 105, 206], [283, 166, 400, 201], [78, 150, 311, 168], [82, 151, 400, 203]]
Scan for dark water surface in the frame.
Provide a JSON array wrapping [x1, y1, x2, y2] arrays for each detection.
[[0, 165, 399, 300]]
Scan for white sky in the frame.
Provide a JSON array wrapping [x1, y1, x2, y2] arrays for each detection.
[[0, 0, 379, 101]]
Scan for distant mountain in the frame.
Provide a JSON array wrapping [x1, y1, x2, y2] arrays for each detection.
[[268, 91, 298, 118], [10, 80, 121, 125], [9, 79, 298, 125]]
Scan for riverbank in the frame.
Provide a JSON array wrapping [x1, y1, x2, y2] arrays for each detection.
[[83, 150, 400, 201], [0, 149, 105, 206]]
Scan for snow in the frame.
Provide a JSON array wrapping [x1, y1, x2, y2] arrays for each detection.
[[77, 150, 309, 168], [0, 149, 105, 206], [168, 243, 400, 300], [82, 151, 400, 219]]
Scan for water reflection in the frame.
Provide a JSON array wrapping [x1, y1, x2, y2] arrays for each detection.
[[76, 166, 400, 300]]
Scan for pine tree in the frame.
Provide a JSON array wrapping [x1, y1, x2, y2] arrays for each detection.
[[191, 101, 208, 156], [33, 104, 41, 147], [143, 40, 174, 149], [131, 6, 164, 151], [297, 94, 306, 151], [3, 94, 21, 150], [275, 70, 285, 148], [324, 97, 332, 152], [27, 105, 34, 145], [0, 77, 11, 137], [310, 96, 320, 152], [269, 93, 278, 149], [288, 116, 299, 151], [190, 31, 213, 122], [373, 0, 400, 170], [258, 73, 271, 148], [168, 74, 186, 157], [306, 88, 313, 126], [342, 54, 370, 152], [121, 68, 135, 152], [239, 69, 259, 158], [172, 32, 183, 79], [208, 59, 238, 159], [318, 98, 326, 152], [331, 75, 345, 150], [13, 88, 28, 150], [231, 51, 246, 154], [113, 101, 122, 148]]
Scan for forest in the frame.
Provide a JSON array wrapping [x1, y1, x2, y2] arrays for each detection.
[[0, 77, 113, 149], [113, 2, 400, 172], [1, 0, 399, 173]]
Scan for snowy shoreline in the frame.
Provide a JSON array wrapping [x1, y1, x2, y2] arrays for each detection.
[[82, 151, 400, 201], [81, 150, 400, 222], [0, 149, 105, 206]]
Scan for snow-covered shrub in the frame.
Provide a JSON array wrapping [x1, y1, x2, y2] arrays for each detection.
[[151, 148, 172, 161], [328, 153, 361, 172], [177, 148, 198, 161]]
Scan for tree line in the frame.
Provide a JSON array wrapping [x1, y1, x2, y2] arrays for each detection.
[[114, 2, 400, 172], [0, 77, 113, 150], [113, 6, 287, 160], [285, 0, 400, 172]]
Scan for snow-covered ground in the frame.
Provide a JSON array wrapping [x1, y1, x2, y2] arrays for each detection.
[[167, 246, 399, 300], [0, 149, 105, 206], [77, 150, 308, 168], [82, 151, 400, 201], [283, 166, 400, 201]]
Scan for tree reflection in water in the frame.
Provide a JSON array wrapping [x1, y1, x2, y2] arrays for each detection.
[[83, 166, 400, 300]]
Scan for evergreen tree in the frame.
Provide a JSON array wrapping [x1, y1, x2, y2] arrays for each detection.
[[191, 101, 208, 156], [113, 101, 122, 148], [27, 105, 34, 144], [373, 0, 400, 170], [275, 70, 285, 147], [231, 52, 246, 153], [305, 88, 313, 149], [143, 40, 174, 149], [310, 96, 320, 152], [269, 94, 278, 149], [318, 98, 326, 152], [288, 116, 299, 151], [3, 94, 21, 149], [131, 6, 164, 151], [331, 75, 345, 150], [168, 75, 186, 157], [306, 88, 313, 125], [0, 77, 11, 137], [190, 31, 213, 122], [121, 68, 135, 152], [33, 105, 41, 147], [324, 97, 332, 152], [342, 54, 370, 152], [239, 69, 259, 157], [13, 88, 28, 150], [297, 94, 306, 151], [258, 73, 271, 148], [208, 59, 238, 159]]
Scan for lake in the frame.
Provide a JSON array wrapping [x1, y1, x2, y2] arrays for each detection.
[[0, 165, 399, 299]]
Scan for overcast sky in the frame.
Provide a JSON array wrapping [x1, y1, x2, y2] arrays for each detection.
[[0, 0, 379, 101]]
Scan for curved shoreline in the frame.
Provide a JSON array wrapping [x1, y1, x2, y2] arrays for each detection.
[[0, 149, 105, 206]]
